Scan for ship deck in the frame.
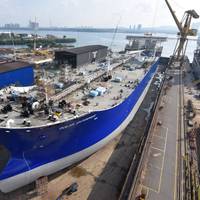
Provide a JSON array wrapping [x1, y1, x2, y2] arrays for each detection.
[[0, 56, 155, 128]]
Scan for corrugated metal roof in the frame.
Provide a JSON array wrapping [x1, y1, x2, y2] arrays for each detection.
[[56, 45, 108, 55], [0, 61, 32, 73]]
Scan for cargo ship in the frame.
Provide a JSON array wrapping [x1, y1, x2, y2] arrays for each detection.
[[0, 44, 162, 193]]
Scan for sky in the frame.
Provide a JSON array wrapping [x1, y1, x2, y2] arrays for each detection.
[[0, 0, 200, 28]]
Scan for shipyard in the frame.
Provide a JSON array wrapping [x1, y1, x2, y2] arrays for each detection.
[[0, 0, 200, 200]]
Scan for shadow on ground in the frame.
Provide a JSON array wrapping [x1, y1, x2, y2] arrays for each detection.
[[87, 79, 159, 200]]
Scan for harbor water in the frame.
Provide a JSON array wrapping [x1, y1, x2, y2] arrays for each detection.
[[0, 29, 198, 61]]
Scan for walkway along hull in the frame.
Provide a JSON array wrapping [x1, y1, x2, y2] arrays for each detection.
[[0, 60, 159, 193]]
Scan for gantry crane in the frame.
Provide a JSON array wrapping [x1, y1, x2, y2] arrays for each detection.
[[165, 0, 199, 61]]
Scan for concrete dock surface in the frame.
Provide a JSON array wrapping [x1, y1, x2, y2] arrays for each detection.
[[137, 69, 184, 200]]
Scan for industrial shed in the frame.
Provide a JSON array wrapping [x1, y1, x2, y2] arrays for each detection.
[[55, 45, 108, 68], [0, 61, 34, 88]]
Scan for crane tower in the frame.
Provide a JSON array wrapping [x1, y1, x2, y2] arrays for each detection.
[[165, 0, 199, 62]]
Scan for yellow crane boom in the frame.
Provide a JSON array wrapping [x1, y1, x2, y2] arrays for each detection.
[[164, 0, 199, 61], [165, 0, 182, 33]]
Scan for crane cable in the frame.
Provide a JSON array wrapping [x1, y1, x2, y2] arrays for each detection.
[[109, 15, 122, 51], [172, 0, 186, 11], [151, 0, 159, 33]]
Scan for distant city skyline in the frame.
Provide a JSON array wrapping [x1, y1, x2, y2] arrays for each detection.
[[0, 0, 200, 28]]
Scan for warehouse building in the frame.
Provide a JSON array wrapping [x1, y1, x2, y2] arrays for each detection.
[[0, 61, 34, 88], [55, 45, 108, 68]]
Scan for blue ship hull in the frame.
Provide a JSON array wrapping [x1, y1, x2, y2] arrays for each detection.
[[0, 59, 159, 193]]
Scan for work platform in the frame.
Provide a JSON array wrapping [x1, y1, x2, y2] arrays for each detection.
[[126, 35, 167, 42]]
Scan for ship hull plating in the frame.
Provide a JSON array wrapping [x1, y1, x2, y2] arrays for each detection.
[[0, 60, 159, 193]]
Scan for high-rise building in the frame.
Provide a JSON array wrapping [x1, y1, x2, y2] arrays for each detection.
[[29, 21, 39, 30], [4, 23, 20, 29], [137, 24, 142, 32]]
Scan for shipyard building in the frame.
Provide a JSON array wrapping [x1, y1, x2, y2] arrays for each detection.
[[0, 61, 34, 88], [55, 45, 108, 68]]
